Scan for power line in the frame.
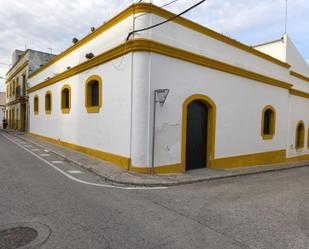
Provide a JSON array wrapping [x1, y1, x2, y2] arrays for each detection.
[[126, 0, 206, 41], [284, 0, 288, 35], [161, 0, 180, 8]]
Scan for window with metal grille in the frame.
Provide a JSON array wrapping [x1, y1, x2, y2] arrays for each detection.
[[45, 92, 52, 114], [90, 81, 99, 106], [34, 96, 39, 114], [62, 88, 70, 109], [85, 75, 102, 113], [261, 106, 276, 140], [296, 121, 305, 149]]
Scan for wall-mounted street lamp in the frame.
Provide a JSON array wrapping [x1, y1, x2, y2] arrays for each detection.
[[0, 76, 7, 80], [151, 89, 170, 174]]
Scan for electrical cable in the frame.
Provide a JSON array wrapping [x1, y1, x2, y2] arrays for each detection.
[[161, 0, 180, 8], [126, 0, 206, 41]]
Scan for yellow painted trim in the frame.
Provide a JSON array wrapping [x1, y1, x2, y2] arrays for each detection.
[[307, 127, 309, 149], [6, 61, 29, 83], [212, 150, 286, 169], [290, 71, 309, 82], [28, 3, 289, 80], [28, 132, 130, 170], [130, 164, 183, 174], [85, 75, 102, 113], [34, 95, 39, 115], [45, 90, 52, 115], [261, 105, 276, 140], [5, 97, 26, 106], [289, 88, 309, 99], [61, 84, 71, 114], [295, 120, 305, 150], [28, 4, 147, 79], [28, 39, 293, 94], [182, 94, 216, 171], [286, 154, 309, 163], [142, 4, 290, 69]]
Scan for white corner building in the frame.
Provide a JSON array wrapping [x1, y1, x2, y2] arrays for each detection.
[[27, 3, 309, 174]]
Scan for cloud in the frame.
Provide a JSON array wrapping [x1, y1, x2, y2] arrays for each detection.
[[0, 0, 308, 91]]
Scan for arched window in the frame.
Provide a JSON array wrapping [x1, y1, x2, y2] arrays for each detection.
[[85, 75, 102, 113], [34, 95, 39, 115], [295, 121, 305, 149], [45, 91, 52, 114], [261, 105, 276, 139], [61, 84, 71, 114]]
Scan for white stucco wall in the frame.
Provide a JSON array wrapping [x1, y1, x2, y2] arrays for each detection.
[[286, 94, 309, 158], [131, 52, 290, 168], [29, 54, 133, 158], [29, 15, 137, 86], [253, 38, 286, 63], [135, 14, 291, 84], [27, 7, 309, 170]]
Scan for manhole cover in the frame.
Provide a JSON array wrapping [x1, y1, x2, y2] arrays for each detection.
[[0, 227, 38, 249]]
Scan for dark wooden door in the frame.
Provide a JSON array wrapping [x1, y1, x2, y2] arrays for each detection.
[[185, 101, 208, 170]]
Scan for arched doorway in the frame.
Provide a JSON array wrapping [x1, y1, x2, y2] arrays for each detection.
[[182, 94, 216, 171], [186, 100, 208, 170]]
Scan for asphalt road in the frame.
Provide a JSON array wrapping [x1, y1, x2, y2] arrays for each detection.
[[0, 131, 309, 249]]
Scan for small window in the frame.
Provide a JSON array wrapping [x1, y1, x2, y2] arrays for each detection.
[[34, 95, 39, 115], [307, 127, 309, 149], [13, 80, 16, 96], [45, 91, 52, 114], [261, 105, 276, 140], [61, 85, 71, 114], [295, 121, 305, 150], [85, 75, 102, 113], [22, 74, 26, 96]]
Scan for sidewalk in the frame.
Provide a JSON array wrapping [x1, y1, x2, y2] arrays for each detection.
[[4, 129, 309, 187]]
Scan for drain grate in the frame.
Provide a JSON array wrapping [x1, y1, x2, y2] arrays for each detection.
[[0, 227, 38, 249]]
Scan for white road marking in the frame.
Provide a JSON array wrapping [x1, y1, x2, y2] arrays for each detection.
[[68, 170, 83, 174], [2, 134, 167, 190], [44, 149, 49, 152], [51, 161, 63, 164], [39, 154, 50, 157]]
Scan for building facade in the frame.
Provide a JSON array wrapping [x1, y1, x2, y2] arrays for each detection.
[[0, 92, 5, 126], [6, 49, 55, 131], [27, 3, 309, 173]]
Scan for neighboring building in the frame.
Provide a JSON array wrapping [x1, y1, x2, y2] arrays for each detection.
[[5, 49, 56, 131], [0, 92, 5, 126], [27, 3, 309, 174]]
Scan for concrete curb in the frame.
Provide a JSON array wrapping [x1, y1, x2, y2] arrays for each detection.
[[8, 130, 309, 187]]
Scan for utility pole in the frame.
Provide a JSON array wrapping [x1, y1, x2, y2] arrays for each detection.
[[284, 0, 288, 35]]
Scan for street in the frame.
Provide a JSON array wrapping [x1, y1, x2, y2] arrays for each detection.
[[0, 131, 309, 249]]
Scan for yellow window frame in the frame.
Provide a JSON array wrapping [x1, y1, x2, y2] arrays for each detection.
[[45, 90, 52, 115], [61, 84, 71, 114], [34, 95, 39, 115], [261, 105, 276, 140], [85, 75, 102, 113], [295, 120, 305, 150]]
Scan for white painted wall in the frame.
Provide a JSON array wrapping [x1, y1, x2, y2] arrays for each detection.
[[286, 94, 309, 158], [135, 14, 291, 84], [29, 15, 137, 85], [131, 52, 290, 168], [29, 54, 133, 158], [254, 38, 286, 63], [27, 7, 309, 170]]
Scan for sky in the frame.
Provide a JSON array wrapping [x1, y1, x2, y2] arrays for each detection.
[[0, 0, 308, 91]]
